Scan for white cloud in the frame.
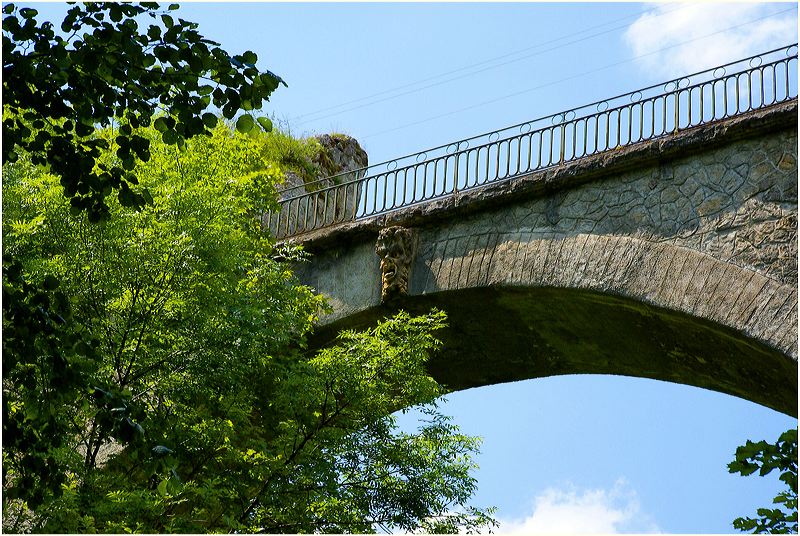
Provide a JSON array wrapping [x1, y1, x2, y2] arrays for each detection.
[[623, 3, 797, 79], [497, 479, 660, 534]]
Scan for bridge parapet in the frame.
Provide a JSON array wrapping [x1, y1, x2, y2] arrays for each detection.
[[270, 45, 797, 239]]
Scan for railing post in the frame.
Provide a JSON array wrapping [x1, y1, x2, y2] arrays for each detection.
[[453, 153, 459, 193], [351, 182, 358, 222], [559, 123, 566, 163], [674, 89, 680, 133]]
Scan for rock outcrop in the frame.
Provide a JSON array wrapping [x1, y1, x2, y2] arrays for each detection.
[[271, 134, 368, 236]]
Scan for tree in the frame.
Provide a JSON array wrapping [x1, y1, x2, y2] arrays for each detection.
[[729, 428, 798, 534], [3, 3, 494, 532], [2, 2, 282, 222], [2, 1, 284, 517], [2, 259, 102, 512], [2, 124, 495, 533]]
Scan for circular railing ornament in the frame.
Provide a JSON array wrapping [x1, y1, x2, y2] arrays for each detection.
[[387, 160, 398, 171], [416, 152, 428, 163], [597, 101, 609, 112], [488, 131, 500, 142]]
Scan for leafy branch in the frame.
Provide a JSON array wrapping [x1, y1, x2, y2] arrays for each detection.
[[729, 428, 798, 533]]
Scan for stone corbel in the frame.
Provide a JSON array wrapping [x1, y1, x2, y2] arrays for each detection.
[[375, 226, 417, 303]]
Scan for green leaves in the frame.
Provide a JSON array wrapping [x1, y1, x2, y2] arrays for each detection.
[[241, 50, 257, 66], [231, 114, 273, 134], [235, 113, 255, 133], [3, 122, 494, 533], [2, 2, 286, 221], [153, 117, 169, 133], [2, 259, 101, 511], [257, 116, 273, 133], [729, 428, 797, 533], [200, 112, 216, 129], [238, 310, 497, 533], [161, 128, 179, 145]]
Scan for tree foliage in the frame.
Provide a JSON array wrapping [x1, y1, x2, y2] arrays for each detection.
[[2, 1, 283, 222], [2, 1, 284, 518], [2, 259, 101, 511], [2, 125, 495, 533], [729, 428, 798, 534], [3, 4, 493, 531]]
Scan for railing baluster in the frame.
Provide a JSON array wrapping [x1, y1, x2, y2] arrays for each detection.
[[402, 168, 408, 205], [494, 142, 501, 180], [785, 60, 790, 101], [473, 148, 480, 186], [303, 194, 310, 232], [673, 89, 679, 133], [484, 146, 490, 184], [504, 140, 510, 177]]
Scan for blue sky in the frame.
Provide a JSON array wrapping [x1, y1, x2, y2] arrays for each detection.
[[27, 2, 799, 532]]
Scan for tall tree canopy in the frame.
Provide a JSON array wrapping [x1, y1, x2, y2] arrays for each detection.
[[3, 122, 495, 534], [2, 3, 495, 532]]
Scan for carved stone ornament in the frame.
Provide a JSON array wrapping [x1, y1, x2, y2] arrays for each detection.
[[375, 226, 417, 302]]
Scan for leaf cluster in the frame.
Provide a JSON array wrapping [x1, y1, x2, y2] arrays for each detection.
[[2, 262, 96, 512], [729, 428, 798, 533], [2, 2, 284, 222]]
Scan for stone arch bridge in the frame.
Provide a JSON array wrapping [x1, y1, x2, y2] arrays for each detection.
[[278, 51, 799, 417]]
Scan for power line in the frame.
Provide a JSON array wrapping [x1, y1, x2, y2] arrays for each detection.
[[290, 4, 691, 127], [361, 6, 797, 141]]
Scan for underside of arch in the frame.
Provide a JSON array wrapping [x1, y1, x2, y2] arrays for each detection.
[[310, 286, 797, 417]]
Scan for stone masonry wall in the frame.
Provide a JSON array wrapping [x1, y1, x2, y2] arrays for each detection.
[[295, 113, 797, 359], [415, 129, 797, 288], [408, 129, 797, 356], [295, 108, 797, 413]]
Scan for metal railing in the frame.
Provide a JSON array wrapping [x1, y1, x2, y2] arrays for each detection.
[[268, 44, 798, 240]]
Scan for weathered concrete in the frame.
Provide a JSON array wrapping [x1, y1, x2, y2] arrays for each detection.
[[293, 103, 798, 416]]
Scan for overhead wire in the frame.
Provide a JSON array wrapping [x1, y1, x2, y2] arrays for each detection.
[[290, 4, 692, 126], [360, 5, 798, 141]]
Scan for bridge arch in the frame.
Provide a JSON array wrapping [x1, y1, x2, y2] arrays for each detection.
[[310, 252, 797, 418], [294, 100, 797, 418], [413, 235, 796, 357]]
